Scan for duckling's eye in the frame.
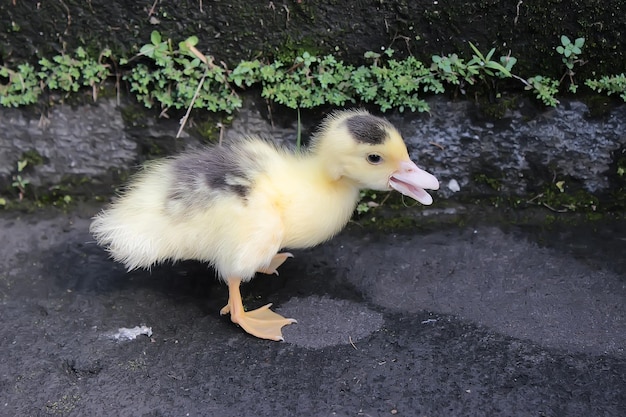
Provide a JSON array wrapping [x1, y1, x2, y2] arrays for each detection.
[[367, 153, 383, 165]]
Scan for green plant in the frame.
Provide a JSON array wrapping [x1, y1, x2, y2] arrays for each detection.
[[11, 159, 30, 201], [1, 47, 111, 106], [526, 181, 600, 212], [296, 107, 302, 149], [557, 36, 585, 69], [466, 42, 513, 81], [525, 75, 560, 107], [125, 38, 517, 115], [0, 63, 40, 106], [359, 49, 437, 112], [505, 36, 584, 106], [356, 190, 380, 214], [431, 44, 515, 97], [258, 51, 356, 109], [556, 35, 585, 93], [123, 31, 241, 115], [585, 73, 626, 101], [1, 31, 622, 114], [38, 47, 111, 100], [430, 53, 466, 87]]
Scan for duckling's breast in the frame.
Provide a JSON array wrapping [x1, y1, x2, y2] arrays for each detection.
[[252, 167, 361, 249]]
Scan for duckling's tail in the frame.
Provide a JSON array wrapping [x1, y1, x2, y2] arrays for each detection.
[[90, 161, 173, 270]]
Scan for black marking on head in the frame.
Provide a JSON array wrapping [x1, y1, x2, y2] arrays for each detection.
[[345, 114, 393, 145], [169, 144, 254, 202]]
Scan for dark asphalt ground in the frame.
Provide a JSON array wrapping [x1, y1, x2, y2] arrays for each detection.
[[0, 204, 624, 417]]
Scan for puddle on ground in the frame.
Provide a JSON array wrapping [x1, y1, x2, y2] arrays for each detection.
[[278, 295, 384, 349]]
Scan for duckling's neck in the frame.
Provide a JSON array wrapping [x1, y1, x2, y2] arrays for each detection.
[[278, 155, 361, 249], [306, 138, 354, 183]]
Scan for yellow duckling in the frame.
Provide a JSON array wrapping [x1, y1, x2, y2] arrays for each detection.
[[90, 109, 439, 341]]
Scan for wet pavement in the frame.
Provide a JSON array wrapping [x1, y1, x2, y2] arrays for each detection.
[[0, 204, 624, 416]]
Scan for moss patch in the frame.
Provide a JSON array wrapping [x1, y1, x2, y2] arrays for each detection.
[[20, 149, 46, 166], [190, 113, 234, 144]]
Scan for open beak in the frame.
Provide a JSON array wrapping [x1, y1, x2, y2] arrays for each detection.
[[389, 160, 439, 205]]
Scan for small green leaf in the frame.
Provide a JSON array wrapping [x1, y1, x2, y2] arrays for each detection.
[[150, 30, 162, 45], [500, 55, 517, 71], [468, 42, 485, 61], [484, 47, 496, 62], [139, 44, 156, 58], [574, 37, 585, 48], [185, 36, 199, 47], [364, 51, 380, 60], [556, 181, 565, 192], [485, 60, 511, 77]]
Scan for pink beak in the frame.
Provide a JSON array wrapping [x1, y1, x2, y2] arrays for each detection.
[[389, 160, 439, 205]]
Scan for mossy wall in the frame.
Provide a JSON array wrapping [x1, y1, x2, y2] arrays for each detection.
[[1, 0, 624, 79]]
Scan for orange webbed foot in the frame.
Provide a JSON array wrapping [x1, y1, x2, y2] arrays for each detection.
[[229, 303, 296, 341], [221, 278, 296, 341]]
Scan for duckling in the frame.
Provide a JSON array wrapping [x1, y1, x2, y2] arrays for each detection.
[[90, 109, 439, 341]]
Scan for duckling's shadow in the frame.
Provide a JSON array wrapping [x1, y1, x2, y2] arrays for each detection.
[[260, 247, 368, 305], [45, 233, 359, 317], [45, 234, 226, 314]]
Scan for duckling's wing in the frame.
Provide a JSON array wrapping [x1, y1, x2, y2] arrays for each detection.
[[91, 139, 291, 278]]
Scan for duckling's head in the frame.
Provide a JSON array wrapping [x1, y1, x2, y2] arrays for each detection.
[[310, 110, 439, 205]]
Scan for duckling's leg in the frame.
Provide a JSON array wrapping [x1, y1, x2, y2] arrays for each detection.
[[220, 278, 296, 341], [219, 252, 292, 315], [256, 252, 293, 275]]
